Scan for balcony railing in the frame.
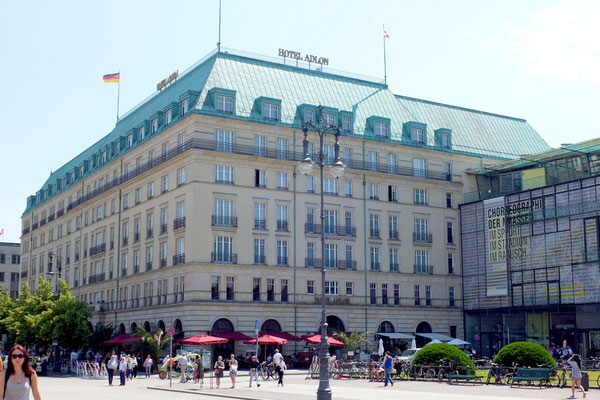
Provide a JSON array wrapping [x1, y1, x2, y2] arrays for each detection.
[[370, 229, 380, 239], [413, 264, 434, 274], [173, 254, 185, 266], [211, 252, 237, 264], [122, 237, 128, 246], [160, 258, 167, 268], [121, 268, 127, 277], [57, 209, 64, 218], [21, 270, 28, 278], [89, 243, 106, 257], [254, 255, 266, 265], [413, 232, 433, 243], [212, 216, 238, 228], [160, 224, 167, 234], [173, 217, 186, 230], [305, 258, 357, 270], [147, 229, 153, 239], [88, 273, 105, 284], [389, 231, 399, 240], [254, 219, 266, 230], [22, 227, 30, 235], [47, 214, 55, 222], [146, 261, 153, 271], [133, 264, 140, 274], [370, 262, 381, 271], [39, 218, 46, 227], [276, 221, 289, 231], [277, 256, 288, 266], [32, 222, 38, 230], [304, 223, 356, 237], [134, 232, 140, 243]]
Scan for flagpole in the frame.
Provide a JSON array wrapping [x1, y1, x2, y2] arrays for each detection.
[[116, 72, 120, 123], [383, 25, 387, 85], [217, 0, 222, 52]]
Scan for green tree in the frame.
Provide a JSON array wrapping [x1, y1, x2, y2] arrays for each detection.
[[134, 325, 169, 365], [6, 279, 54, 346], [334, 331, 371, 353], [0, 290, 15, 341], [46, 280, 91, 350], [493, 342, 556, 368], [89, 323, 115, 351]]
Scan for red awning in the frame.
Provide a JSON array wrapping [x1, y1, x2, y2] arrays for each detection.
[[180, 335, 228, 345], [261, 331, 301, 341], [303, 334, 344, 348], [103, 334, 141, 346], [209, 331, 253, 341], [244, 334, 288, 346]]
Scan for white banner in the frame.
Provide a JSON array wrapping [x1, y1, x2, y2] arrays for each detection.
[[484, 196, 508, 296]]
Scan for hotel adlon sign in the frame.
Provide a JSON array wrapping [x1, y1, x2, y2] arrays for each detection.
[[278, 48, 329, 65]]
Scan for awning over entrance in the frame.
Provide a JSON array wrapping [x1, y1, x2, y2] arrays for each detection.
[[209, 331, 253, 341], [103, 334, 141, 346], [415, 333, 454, 342], [260, 331, 301, 341], [377, 332, 415, 340]]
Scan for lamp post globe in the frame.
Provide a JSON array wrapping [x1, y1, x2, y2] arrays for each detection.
[[330, 161, 345, 179], [299, 158, 314, 175]]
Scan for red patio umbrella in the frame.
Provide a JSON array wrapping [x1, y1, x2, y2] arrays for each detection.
[[103, 334, 141, 346], [243, 334, 288, 345], [304, 334, 344, 348], [180, 334, 229, 345]]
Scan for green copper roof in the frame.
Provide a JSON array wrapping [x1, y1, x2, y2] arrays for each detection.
[[26, 48, 550, 213]]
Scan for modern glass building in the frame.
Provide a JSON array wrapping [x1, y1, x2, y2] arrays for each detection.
[[461, 139, 600, 357]]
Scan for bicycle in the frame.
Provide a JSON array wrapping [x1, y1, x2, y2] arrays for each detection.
[[486, 363, 512, 385], [258, 361, 275, 380]]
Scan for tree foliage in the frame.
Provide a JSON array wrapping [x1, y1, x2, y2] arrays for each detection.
[[334, 331, 371, 353], [134, 325, 169, 363], [89, 323, 115, 351], [412, 343, 475, 374], [493, 341, 556, 368]]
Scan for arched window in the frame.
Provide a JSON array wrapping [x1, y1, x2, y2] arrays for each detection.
[[261, 319, 281, 332], [378, 321, 395, 333], [118, 323, 125, 335], [174, 319, 183, 333], [157, 320, 166, 332], [143, 321, 151, 332], [211, 318, 234, 332], [130, 322, 138, 334], [325, 315, 345, 335], [416, 321, 432, 333]]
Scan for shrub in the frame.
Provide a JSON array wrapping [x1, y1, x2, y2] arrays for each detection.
[[411, 343, 475, 374], [493, 342, 555, 367]]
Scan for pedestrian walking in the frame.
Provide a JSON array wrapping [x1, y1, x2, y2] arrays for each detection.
[[567, 354, 586, 398], [118, 356, 127, 386], [248, 355, 260, 387], [213, 356, 225, 389], [143, 355, 153, 378], [107, 355, 118, 386], [126, 355, 133, 380], [0, 345, 42, 400], [131, 354, 138, 378], [382, 351, 394, 387], [179, 354, 189, 383], [277, 360, 287, 386], [193, 356, 203, 384], [228, 354, 238, 388]]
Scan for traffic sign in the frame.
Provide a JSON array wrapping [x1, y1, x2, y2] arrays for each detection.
[[474, 334, 480, 341], [167, 327, 175, 336], [254, 319, 260, 330]]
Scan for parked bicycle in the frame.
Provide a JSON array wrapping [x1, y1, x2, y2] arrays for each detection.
[[258, 361, 275, 380]]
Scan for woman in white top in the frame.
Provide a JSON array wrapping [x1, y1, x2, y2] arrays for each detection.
[[567, 354, 586, 399], [0, 344, 42, 400]]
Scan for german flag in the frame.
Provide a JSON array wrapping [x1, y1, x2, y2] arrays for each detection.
[[103, 72, 120, 83]]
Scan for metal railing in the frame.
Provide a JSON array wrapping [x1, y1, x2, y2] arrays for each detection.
[[305, 258, 357, 270], [413, 232, 433, 243], [173, 254, 185, 265], [254, 219, 266, 230], [254, 255, 266, 265], [88, 273, 105, 284], [147, 229, 153, 239], [212, 216, 238, 227], [89, 243, 106, 256], [304, 223, 356, 237], [413, 264, 434, 274], [211, 252, 237, 264], [173, 217, 186, 230], [160, 224, 167, 234]]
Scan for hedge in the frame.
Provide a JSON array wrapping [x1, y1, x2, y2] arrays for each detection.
[[411, 343, 475, 374], [493, 342, 555, 367]]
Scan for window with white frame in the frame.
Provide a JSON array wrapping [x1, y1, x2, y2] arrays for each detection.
[[254, 203, 266, 229], [304, 109, 314, 123], [254, 239, 265, 264], [370, 247, 381, 270], [323, 178, 337, 195], [415, 250, 430, 273], [215, 165, 234, 183], [306, 175, 314, 192], [414, 188, 427, 205], [165, 109, 172, 124], [411, 127, 425, 143], [276, 205, 288, 230], [151, 118, 158, 134], [374, 121, 388, 138], [213, 236, 233, 262], [216, 130, 234, 152], [343, 148, 352, 167], [180, 98, 188, 116], [346, 281, 353, 296], [262, 102, 278, 120], [277, 240, 288, 265], [413, 158, 427, 177], [322, 112, 336, 126], [176, 237, 185, 256], [127, 134, 133, 149], [277, 172, 288, 189], [325, 281, 339, 295], [324, 243, 338, 268], [369, 151, 378, 171], [306, 242, 315, 266], [442, 132, 450, 148], [387, 154, 397, 173], [177, 167, 186, 186], [369, 183, 379, 200], [307, 280, 315, 294], [345, 180, 352, 197], [342, 115, 351, 132], [216, 95, 233, 113], [215, 199, 233, 225], [389, 248, 399, 271], [254, 135, 266, 157], [276, 138, 288, 159]]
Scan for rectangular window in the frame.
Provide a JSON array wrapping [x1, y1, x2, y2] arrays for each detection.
[[216, 95, 233, 113], [394, 284, 400, 305], [276, 205, 288, 231], [267, 278, 275, 301], [306, 175, 314, 192], [304, 109, 314, 123], [426, 285, 432, 306], [411, 127, 425, 143], [344, 180, 352, 197], [369, 151, 378, 171], [370, 282, 377, 304], [413, 158, 427, 178], [281, 279, 288, 302], [254, 239, 265, 264], [447, 221, 454, 244], [370, 247, 380, 271], [151, 118, 158, 134], [165, 109, 172, 124], [135, 188, 141, 204], [180, 98, 188, 116], [277, 172, 288, 190], [277, 240, 288, 265], [254, 203, 266, 229], [415, 250, 430, 273], [389, 216, 399, 240], [276, 138, 288, 160], [343, 148, 352, 167], [388, 185, 397, 202], [307, 280, 315, 295], [382, 283, 388, 305], [177, 167, 186, 186], [374, 121, 388, 138], [442, 132, 450, 148], [254, 135, 266, 157], [127, 134, 133, 149], [389, 248, 399, 271], [147, 182, 155, 199], [213, 236, 233, 263], [322, 112, 336, 126], [346, 281, 353, 296], [448, 253, 454, 274], [414, 285, 420, 306], [160, 208, 168, 234], [449, 286, 455, 307], [160, 242, 167, 266], [369, 214, 379, 238], [345, 245, 353, 269], [414, 218, 429, 242], [324, 243, 338, 269], [306, 242, 315, 267], [387, 154, 397, 174], [414, 189, 428, 205], [445, 163, 452, 181], [161, 175, 169, 193], [215, 165, 234, 184], [216, 130, 234, 152], [325, 281, 339, 296], [253, 278, 261, 301], [211, 276, 220, 300], [446, 193, 452, 208], [324, 210, 338, 235], [226, 276, 234, 301], [255, 169, 267, 188], [323, 178, 338, 195], [369, 183, 379, 200], [214, 199, 233, 226], [324, 145, 334, 165], [342, 115, 351, 132], [262, 103, 279, 120]]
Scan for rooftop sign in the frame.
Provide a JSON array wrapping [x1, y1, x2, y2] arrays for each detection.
[[157, 70, 179, 91], [278, 48, 329, 66]]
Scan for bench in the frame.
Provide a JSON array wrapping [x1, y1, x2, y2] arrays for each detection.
[[448, 374, 482, 384], [507, 368, 550, 387]]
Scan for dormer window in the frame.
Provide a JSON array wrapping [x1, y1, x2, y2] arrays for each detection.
[[139, 126, 145, 141], [441, 132, 450, 148], [262, 103, 279, 121], [411, 128, 425, 144], [102, 151, 107, 164], [79, 166, 84, 177], [216, 95, 233, 113], [342, 115, 351, 133], [165, 109, 172, 124], [151, 118, 158, 134], [127, 134, 133, 149], [181, 98, 188, 116], [374, 121, 389, 138], [322, 112, 336, 126], [304, 109, 314, 123]]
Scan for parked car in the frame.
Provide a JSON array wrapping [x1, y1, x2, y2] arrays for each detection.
[[398, 348, 421, 363]]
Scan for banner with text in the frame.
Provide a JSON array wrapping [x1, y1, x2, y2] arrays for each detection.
[[484, 196, 508, 296]]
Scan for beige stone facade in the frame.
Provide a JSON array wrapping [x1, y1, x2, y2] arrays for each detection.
[[0, 242, 20, 299], [20, 110, 499, 353]]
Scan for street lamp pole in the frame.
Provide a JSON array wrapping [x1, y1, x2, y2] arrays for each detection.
[[299, 106, 345, 400]]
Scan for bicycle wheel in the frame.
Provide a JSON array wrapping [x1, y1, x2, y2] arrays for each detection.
[[425, 369, 436, 381], [259, 368, 267, 380], [486, 371, 493, 385]]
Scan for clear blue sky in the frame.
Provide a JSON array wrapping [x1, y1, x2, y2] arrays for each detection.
[[1, 0, 599, 243]]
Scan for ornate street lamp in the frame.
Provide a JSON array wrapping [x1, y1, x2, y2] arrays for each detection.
[[299, 105, 345, 400]]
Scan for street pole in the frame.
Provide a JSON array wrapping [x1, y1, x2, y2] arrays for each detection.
[[169, 336, 173, 388]]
